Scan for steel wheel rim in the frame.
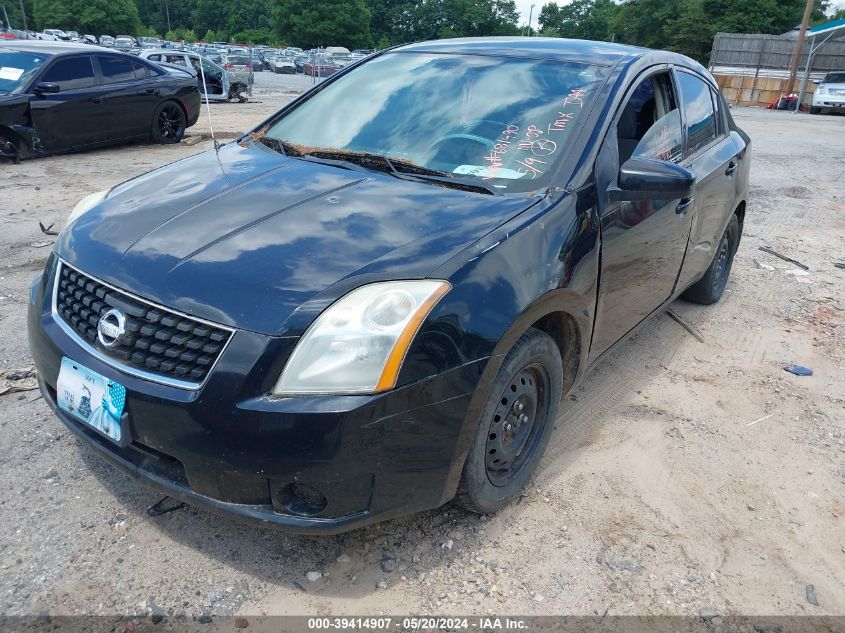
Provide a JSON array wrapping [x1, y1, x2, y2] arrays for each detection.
[[712, 231, 732, 294], [158, 105, 183, 140], [485, 363, 551, 487]]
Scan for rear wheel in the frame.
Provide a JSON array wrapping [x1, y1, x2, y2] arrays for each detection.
[[682, 214, 740, 305], [150, 101, 186, 144], [456, 328, 562, 514]]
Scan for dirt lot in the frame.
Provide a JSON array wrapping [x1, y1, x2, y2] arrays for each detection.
[[0, 90, 843, 620]]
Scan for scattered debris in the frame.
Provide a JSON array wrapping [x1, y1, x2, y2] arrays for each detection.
[[805, 584, 819, 606], [699, 607, 719, 621], [234, 617, 249, 629], [146, 496, 186, 517], [181, 135, 204, 147], [834, 262, 845, 270], [532, 593, 544, 602], [783, 364, 813, 376], [441, 539, 454, 550], [753, 259, 775, 271], [758, 246, 809, 271], [0, 367, 38, 396], [336, 554, 351, 563], [746, 414, 773, 427], [305, 571, 322, 583], [665, 309, 705, 343], [30, 240, 54, 248], [38, 221, 58, 236]]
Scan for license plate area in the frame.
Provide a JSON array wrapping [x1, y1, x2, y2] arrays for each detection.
[[57, 357, 129, 447]]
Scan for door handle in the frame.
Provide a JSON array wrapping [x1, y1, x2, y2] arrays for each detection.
[[676, 197, 694, 215], [90, 97, 102, 104], [725, 160, 738, 176], [144, 88, 156, 94]]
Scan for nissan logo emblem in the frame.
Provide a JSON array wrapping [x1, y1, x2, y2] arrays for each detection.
[[97, 308, 126, 348]]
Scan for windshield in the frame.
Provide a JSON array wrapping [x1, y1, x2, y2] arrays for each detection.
[[0, 51, 48, 94], [823, 72, 845, 84], [264, 52, 608, 193]]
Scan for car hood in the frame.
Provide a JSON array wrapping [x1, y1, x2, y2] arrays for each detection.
[[56, 141, 541, 335]]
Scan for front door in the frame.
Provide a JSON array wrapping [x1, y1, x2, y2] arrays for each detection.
[[29, 55, 106, 151], [590, 70, 692, 360]]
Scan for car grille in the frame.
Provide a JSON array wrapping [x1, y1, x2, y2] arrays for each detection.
[[54, 262, 232, 385]]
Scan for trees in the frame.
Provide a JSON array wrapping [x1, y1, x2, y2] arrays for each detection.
[[272, 0, 373, 49], [32, 0, 141, 34], [538, 0, 617, 41]]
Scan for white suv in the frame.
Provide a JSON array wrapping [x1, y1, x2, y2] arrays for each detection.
[[811, 71, 845, 114]]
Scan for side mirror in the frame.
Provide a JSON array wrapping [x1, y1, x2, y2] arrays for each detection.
[[34, 81, 60, 94], [609, 156, 694, 201]]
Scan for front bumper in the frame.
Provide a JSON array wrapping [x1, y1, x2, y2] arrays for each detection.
[[28, 263, 487, 534]]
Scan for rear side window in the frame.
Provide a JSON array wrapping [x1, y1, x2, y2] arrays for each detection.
[[97, 56, 135, 84], [41, 56, 97, 91], [677, 71, 716, 156], [133, 61, 151, 79]]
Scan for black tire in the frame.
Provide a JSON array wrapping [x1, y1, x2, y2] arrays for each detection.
[[150, 101, 186, 144], [456, 328, 563, 514], [809, 106, 821, 115], [1, 132, 26, 164], [682, 213, 740, 305]]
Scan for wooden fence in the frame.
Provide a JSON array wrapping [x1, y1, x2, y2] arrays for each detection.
[[709, 32, 845, 107]]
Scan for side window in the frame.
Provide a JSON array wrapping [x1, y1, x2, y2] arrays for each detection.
[[133, 61, 151, 80], [166, 55, 187, 66], [97, 56, 136, 84], [677, 71, 717, 156], [40, 56, 97, 91], [616, 72, 684, 164], [146, 54, 161, 61]]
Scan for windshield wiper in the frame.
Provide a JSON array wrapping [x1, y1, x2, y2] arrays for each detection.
[[258, 139, 498, 196]]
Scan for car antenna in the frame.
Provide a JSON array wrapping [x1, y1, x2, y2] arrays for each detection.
[[196, 55, 220, 151]]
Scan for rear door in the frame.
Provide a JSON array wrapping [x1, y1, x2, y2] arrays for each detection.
[[29, 54, 106, 150], [94, 54, 158, 140], [673, 70, 740, 291]]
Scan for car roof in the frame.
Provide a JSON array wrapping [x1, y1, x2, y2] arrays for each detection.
[[0, 40, 109, 54], [395, 36, 649, 65]]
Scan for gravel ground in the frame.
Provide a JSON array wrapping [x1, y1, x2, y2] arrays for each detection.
[[0, 82, 843, 620]]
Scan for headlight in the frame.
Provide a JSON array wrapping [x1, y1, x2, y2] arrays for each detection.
[[66, 190, 108, 226], [274, 280, 451, 395]]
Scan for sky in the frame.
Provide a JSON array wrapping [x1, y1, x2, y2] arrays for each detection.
[[513, 0, 845, 30]]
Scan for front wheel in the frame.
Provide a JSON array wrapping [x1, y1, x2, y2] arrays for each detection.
[[150, 101, 186, 144], [456, 328, 562, 514], [682, 214, 740, 305]]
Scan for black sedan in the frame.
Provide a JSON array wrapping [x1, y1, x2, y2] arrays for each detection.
[[0, 41, 201, 162], [28, 38, 750, 533]]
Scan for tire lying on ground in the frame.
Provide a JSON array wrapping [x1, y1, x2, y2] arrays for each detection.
[[457, 328, 563, 514], [150, 101, 187, 144]]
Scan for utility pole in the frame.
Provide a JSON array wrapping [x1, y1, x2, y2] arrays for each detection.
[[165, 0, 171, 33], [2, 5, 11, 31], [527, 3, 535, 37], [18, 0, 27, 37], [785, 0, 814, 96]]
